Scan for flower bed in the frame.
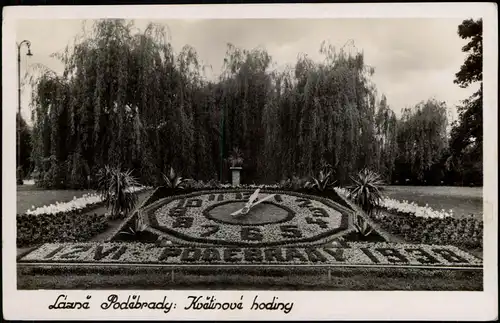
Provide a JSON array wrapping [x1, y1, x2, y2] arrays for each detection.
[[17, 211, 108, 247], [18, 241, 482, 268], [25, 193, 103, 216], [116, 189, 356, 248], [373, 210, 483, 249], [17, 186, 151, 247], [335, 187, 477, 219], [25, 186, 151, 216], [334, 187, 483, 250]]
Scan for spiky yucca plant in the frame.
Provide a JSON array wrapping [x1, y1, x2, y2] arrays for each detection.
[[162, 167, 188, 189], [305, 169, 337, 192], [353, 213, 374, 237], [97, 166, 140, 219], [228, 147, 244, 167], [347, 168, 385, 216], [119, 214, 148, 237]]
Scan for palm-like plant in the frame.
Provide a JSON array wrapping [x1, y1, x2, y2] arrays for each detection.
[[228, 147, 244, 167], [97, 166, 139, 219], [353, 213, 374, 237], [162, 167, 188, 189], [347, 168, 385, 216], [305, 169, 337, 192], [119, 214, 148, 237]]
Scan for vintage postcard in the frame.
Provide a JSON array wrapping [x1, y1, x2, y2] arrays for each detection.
[[2, 3, 498, 320]]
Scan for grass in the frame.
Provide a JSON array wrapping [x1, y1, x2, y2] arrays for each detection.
[[16, 184, 93, 214], [383, 186, 482, 219], [17, 265, 483, 290]]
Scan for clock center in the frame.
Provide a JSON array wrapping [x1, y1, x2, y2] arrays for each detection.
[[205, 201, 294, 225]]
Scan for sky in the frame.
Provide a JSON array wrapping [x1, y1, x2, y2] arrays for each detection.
[[16, 18, 478, 124]]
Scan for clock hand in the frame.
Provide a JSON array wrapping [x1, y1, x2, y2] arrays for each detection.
[[231, 189, 260, 217], [248, 194, 275, 207], [246, 188, 260, 207], [231, 193, 275, 217], [231, 205, 250, 216]]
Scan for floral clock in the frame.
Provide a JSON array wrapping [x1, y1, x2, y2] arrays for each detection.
[[141, 189, 355, 247]]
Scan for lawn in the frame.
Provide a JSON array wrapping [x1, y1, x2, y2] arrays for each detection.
[[16, 184, 93, 214], [17, 265, 483, 291], [383, 186, 483, 219]]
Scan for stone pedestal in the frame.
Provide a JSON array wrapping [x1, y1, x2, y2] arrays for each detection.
[[230, 167, 242, 186]]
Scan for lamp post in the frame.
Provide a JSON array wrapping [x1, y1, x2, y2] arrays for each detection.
[[17, 40, 33, 185]]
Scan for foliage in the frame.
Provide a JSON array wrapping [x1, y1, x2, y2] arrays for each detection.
[[279, 176, 309, 190], [17, 113, 33, 179], [27, 19, 475, 187], [162, 167, 189, 189], [393, 99, 448, 184], [228, 147, 244, 167], [374, 96, 398, 182], [97, 165, 139, 219], [347, 168, 385, 215], [17, 211, 107, 247], [447, 18, 483, 186], [305, 167, 337, 192], [353, 213, 374, 237], [454, 19, 482, 88], [119, 214, 148, 237], [374, 212, 483, 250], [17, 166, 24, 185]]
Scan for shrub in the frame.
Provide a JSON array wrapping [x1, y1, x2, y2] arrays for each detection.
[[162, 167, 189, 189], [118, 214, 148, 237], [228, 147, 244, 167], [280, 176, 309, 190], [347, 168, 385, 216], [97, 166, 140, 219], [305, 169, 337, 192], [17, 166, 24, 185], [374, 211, 483, 250], [17, 211, 108, 247], [353, 213, 374, 237]]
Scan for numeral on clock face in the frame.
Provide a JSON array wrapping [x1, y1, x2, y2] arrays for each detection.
[[241, 227, 263, 241], [185, 199, 202, 207], [200, 224, 220, 237], [310, 207, 329, 217], [176, 198, 202, 208], [306, 216, 329, 229], [172, 216, 194, 228], [169, 207, 187, 217], [235, 192, 252, 200], [296, 198, 313, 208], [280, 225, 303, 238], [208, 194, 224, 202]]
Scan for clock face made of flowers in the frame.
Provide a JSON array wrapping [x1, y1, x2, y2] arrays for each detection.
[[142, 190, 354, 247]]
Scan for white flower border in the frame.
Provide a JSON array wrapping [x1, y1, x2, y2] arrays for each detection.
[[25, 186, 152, 216], [334, 187, 481, 219]]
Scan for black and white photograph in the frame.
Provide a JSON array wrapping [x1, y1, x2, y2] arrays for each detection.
[[3, 3, 497, 321]]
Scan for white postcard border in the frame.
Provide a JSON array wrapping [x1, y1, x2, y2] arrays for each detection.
[[2, 3, 498, 320]]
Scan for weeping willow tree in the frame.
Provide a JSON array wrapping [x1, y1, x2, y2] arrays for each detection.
[[30, 20, 215, 188], [374, 95, 398, 182], [30, 19, 448, 188], [259, 42, 380, 184], [394, 99, 448, 184]]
